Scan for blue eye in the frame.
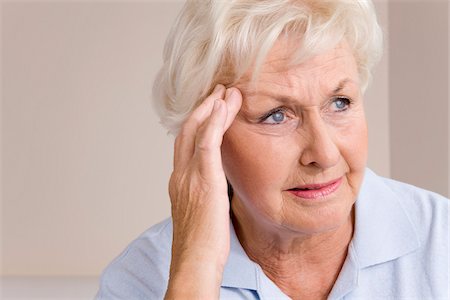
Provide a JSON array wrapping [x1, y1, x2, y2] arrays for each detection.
[[261, 109, 287, 124], [332, 97, 350, 111]]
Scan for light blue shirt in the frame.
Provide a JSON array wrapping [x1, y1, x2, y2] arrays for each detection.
[[96, 169, 449, 299]]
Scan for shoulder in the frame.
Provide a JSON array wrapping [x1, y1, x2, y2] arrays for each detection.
[[353, 170, 449, 298], [365, 170, 449, 269], [379, 174, 449, 234], [363, 169, 448, 225], [96, 217, 173, 300]]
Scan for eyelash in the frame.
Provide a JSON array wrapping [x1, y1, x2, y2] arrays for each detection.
[[332, 97, 352, 112], [259, 107, 289, 124], [258, 97, 353, 125]]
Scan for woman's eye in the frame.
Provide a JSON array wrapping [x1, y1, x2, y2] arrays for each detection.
[[332, 97, 351, 112], [261, 109, 287, 124]]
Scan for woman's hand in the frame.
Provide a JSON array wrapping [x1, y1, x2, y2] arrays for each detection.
[[165, 85, 243, 299]]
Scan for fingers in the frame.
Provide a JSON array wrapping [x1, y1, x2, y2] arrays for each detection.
[[187, 85, 226, 128], [195, 99, 227, 154], [174, 85, 226, 168], [174, 85, 243, 170], [223, 88, 242, 131], [195, 88, 242, 175]]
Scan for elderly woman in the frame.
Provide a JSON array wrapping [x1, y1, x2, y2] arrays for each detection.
[[97, 1, 449, 299]]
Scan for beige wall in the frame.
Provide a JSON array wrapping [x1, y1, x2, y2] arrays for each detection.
[[388, 1, 449, 197], [0, 0, 4, 279], [366, 0, 390, 177], [2, 2, 181, 276], [0, 1, 446, 277]]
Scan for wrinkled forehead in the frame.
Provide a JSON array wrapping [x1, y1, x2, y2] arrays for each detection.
[[235, 39, 360, 95]]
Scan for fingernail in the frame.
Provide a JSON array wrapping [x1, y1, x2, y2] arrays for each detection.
[[213, 84, 223, 93], [225, 88, 233, 99]]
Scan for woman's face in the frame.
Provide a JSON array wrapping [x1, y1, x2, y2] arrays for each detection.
[[222, 40, 367, 235]]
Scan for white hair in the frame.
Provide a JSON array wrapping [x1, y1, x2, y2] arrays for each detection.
[[152, 0, 383, 135]]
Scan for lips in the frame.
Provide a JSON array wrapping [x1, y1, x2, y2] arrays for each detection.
[[287, 177, 342, 200]]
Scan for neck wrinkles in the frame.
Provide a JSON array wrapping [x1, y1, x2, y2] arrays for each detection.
[[231, 200, 354, 294]]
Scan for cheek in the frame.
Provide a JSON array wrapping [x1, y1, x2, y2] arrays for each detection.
[[339, 116, 368, 171], [221, 127, 293, 195]]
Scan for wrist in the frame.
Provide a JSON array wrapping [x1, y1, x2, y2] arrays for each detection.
[[165, 259, 224, 299]]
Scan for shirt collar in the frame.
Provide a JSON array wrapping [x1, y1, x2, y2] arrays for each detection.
[[352, 168, 421, 268]]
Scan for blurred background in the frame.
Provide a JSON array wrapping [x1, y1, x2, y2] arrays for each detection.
[[1, 1, 448, 299]]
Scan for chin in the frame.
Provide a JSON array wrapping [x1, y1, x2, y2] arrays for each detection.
[[278, 197, 355, 236]]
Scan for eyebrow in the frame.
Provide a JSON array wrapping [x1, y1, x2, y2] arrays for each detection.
[[245, 78, 355, 103], [333, 78, 351, 94]]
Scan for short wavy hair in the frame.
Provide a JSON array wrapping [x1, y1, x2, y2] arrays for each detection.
[[152, 0, 383, 135]]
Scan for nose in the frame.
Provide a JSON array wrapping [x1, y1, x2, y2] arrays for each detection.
[[298, 113, 340, 169]]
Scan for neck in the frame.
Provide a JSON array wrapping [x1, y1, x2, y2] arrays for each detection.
[[231, 200, 354, 299]]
